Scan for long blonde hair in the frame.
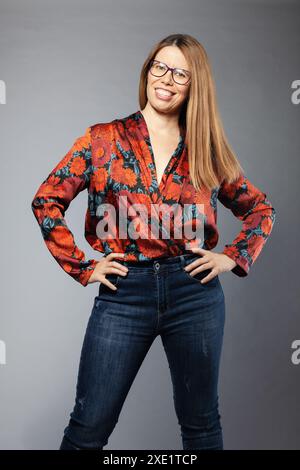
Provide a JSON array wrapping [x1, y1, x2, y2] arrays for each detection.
[[138, 33, 244, 191]]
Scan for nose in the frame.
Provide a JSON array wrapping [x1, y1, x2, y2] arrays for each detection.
[[162, 70, 174, 84]]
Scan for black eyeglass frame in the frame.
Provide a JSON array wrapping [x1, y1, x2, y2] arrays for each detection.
[[148, 59, 191, 85]]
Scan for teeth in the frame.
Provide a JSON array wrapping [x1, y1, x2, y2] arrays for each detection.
[[156, 88, 174, 96]]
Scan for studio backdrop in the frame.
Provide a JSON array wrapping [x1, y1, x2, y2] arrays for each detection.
[[0, 0, 299, 450]]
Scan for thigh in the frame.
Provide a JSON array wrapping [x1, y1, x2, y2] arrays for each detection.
[[161, 269, 225, 418], [70, 292, 155, 428]]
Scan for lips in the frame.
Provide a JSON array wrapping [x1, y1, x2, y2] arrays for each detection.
[[155, 87, 175, 96]]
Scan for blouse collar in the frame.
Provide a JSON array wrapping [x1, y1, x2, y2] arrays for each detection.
[[133, 109, 186, 144]]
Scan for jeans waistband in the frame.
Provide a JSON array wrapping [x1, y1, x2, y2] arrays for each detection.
[[117, 252, 199, 273]]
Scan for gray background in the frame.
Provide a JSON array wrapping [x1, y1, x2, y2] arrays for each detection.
[[0, 0, 299, 450]]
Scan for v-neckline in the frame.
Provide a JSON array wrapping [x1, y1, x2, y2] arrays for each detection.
[[135, 109, 186, 202]]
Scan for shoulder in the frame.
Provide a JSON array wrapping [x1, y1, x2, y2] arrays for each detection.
[[89, 119, 115, 141], [89, 110, 139, 141], [88, 110, 134, 140]]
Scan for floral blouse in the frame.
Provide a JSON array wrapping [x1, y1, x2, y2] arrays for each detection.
[[31, 109, 276, 286]]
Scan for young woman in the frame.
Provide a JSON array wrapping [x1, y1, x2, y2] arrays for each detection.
[[31, 33, 276, 450]]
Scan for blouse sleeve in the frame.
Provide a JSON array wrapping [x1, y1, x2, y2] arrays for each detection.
[[31, 126, 99, 287], [217, 173, 276, 277]]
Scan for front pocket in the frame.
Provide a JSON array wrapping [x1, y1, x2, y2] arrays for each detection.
[[103, 273, 119, 288], [181, 263, 217, 286]]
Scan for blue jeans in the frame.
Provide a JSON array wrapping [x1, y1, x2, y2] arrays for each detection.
[[59, 252, 225, 450]]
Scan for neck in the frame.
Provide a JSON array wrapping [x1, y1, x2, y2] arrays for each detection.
[[140, 104, 181, 137]]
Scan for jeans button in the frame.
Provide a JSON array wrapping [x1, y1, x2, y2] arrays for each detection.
[[154, 262, 160, 271]]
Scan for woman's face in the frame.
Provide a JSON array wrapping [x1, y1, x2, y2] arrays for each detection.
[[146, 45, 191, 115]]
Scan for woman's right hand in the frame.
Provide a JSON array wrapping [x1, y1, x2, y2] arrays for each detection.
[[87, 253, 128, 290]]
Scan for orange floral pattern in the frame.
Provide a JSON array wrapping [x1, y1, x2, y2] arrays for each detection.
[[31, 110, 276, 286]]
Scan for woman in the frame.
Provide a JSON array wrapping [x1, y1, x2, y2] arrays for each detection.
[[31, 33, 276, 450]]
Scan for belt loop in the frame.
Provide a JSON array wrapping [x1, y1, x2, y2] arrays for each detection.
[[179, 254, 186, 268]]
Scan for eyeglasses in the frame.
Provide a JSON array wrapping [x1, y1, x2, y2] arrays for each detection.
[[149, 59, 191, 86]]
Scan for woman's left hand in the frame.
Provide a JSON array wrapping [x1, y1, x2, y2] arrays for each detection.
[[184, 247, 237, 284]]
